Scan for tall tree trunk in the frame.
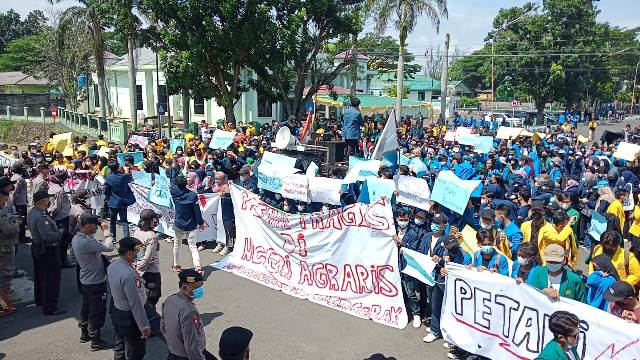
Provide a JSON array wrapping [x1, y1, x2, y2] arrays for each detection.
[[395, 2, 408, 123], [224, 105, 236, 125], [182, 91, 190, 132], [89, 12, 108, 122], [127, 38, 138, 130], [350, 32, 358, 97], [535, 98, 545, 125]]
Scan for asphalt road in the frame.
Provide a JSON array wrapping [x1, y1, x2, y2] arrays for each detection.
[[0, 118, 637, 360]]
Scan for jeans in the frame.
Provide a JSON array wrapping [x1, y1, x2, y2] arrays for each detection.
[[173, 228, 200, 268], [79, 281, 108, 338], [223, 219, 236, 248], [429, 283, 445, 336], [109, 207, 130, 238], [402, 277, 420, 316]]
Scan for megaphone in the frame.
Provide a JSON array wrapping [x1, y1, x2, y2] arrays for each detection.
[[275, 126, 297, 150]]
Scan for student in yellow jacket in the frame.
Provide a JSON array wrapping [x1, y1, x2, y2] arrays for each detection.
[[589, 230, 640, 286], [606, 189, 628, 235], [520, 201, 574, 264], [629, 194, 640, 240], [551, 212, 578, 269]]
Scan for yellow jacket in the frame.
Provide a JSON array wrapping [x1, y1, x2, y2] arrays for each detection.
[[589, 245, 640, 286], [629, 206, 640, 237], [245, 126, 256, 138], [96, 140, 108, 148], [520, 220, 573, 264], [607, 199, 625, 234]]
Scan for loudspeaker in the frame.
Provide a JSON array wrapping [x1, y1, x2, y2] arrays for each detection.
[[319, 141, 346, 163]]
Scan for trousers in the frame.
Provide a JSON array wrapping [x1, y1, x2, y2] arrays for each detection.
[[0, 244, 15, 291], [55, 217, 70, 265], [112, 306, 146, 360], [79, 281, 108, 337], [173, 228, 200, 268], [14, 204, 27, 241], [167, 350, 217, 360], [109, 207, 130, 238], [32, 245, 61, 314], [142, 272, 161, 308]]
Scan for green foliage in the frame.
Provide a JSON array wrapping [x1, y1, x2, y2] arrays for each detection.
[[0, 9, 47, 53], [448, 46, 490, 91], [386, 85, 409, 98], [103, 31, 127, 56], [459, 96, 479, 107], [0, 35, 42, 72]]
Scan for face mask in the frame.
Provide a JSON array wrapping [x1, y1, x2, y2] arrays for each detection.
[[546, 262, 563, 272], [192, 286, 205, 300], [480, 200, 487, 206], [239, 176, 245, 182], [517, 256, 530, 266], [321, 206, 328, 212], [297, 205, 304, 212], [283, 205, 290, 212], [560, 203, 570, 210], [430, 223, 441, 232], [136, 251, 144, 261], [480, 222, 492, 230], [397, 220, 409, 229], [415, 218, 425, 226], [206, 171, 214, 176], [480, 246, 493, 254]]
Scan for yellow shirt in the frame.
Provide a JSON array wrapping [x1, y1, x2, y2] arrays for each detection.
[[96, 140, 108, 148], [520, 220, 573, 264], [629, 206, 640, 237], [246, 126, 256, 138], [185, 133, 195, 143], [589, 245, 640, 286], [607, 199, 625, 234]]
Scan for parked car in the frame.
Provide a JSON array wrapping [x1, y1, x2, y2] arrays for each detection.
[[485, 112, 522, 127]]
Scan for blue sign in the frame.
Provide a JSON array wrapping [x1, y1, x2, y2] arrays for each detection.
[[77, 74, 87, 88], [147, 174, 172, 208], [117, 151, 145, 167]]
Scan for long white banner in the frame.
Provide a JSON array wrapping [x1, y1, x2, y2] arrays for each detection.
[[128, 183, 226, 243], [214, 184, 407, 329], [441, 264, 640, 359]]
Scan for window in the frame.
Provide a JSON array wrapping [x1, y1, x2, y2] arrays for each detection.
[[157, 85, 168, 115], [257, 92, 273, 118], [93, 84, 99, 107], [135, 84, 144, 110], [194, 95, 205, 115], [417, 91, 426, 101]]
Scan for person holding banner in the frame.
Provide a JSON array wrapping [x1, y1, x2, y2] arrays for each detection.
[[527, 244, 586, 303], [511, 242, 541, 284], [210, 172, 234, 256], [470, 229, 509, 276], [535, 311, 582, 360]]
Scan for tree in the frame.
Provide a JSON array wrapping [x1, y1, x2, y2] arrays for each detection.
[[448, 46, 491, 91], [0, 35, 42, 72], [0, 9, 48, 53], [368, 0, 447, 120], [102, 31, 127, 56], [386, 85, 409, 98], [250, 0, 364, 119]]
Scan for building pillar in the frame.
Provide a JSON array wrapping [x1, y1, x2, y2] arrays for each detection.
[[23, 107, 29, 121]]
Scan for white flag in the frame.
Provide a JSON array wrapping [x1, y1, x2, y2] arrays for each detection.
[[371, 109, 399, 160]]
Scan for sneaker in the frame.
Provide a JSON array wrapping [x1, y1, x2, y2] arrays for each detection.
[[211, 243, 224, 253], [446, 351, 461, 359], [442, 342, 452, 349], [219, 247, 230, 256], [412, 316, 421, 328], [170, 265, 182, 272], [197, 245, 206, 251], [80, 329, 90, 343], [90, 338, 113, 351], [422, 333, 441, 343]]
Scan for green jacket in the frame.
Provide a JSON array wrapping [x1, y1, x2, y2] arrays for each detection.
[[527, 266, 587, 303], [535, 339, 580, 360]]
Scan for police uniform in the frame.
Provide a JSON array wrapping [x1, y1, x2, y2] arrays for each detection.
[[107, 237, 150, 360], [71, 213, 113, 349], [161, 269, 215, 360], [0, 194, 19, 294], [27, 191, 64, 314]]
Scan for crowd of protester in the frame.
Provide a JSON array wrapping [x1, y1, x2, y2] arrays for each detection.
[[0, 96, 638, 359]]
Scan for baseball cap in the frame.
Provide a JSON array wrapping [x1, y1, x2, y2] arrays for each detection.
[[433, 213, 448, 224], [0, 176, 16, 189], [79, 212, 101, 226], [544, 244, 565, 262], [593, 179, 609, 189], [441, 235, 459, 250], [219, 326, 253, 358], [178, 268, 204, 284], [604, 280, 635, 302], [479, 208, 495, 219], [531, 200, 545, 211], [33, 190, 51, 203]]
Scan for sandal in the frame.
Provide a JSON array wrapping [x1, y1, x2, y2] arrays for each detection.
[[170, 265, 182, 272]]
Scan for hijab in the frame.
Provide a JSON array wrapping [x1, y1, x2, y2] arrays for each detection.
[[591, 254, 620, 280]]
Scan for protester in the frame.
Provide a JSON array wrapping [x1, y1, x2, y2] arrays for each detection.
[[605, 280, 640, 323], [470, 229, 509, 276], [586, 254, 618, 310], [589, 230, 640, 286], [511, 242, 541, 284], [342, 97, 364, 157], [527, 244, 586, 302], [104, 159, 136, 237], [536, 311, 582, 360], [170, 176, 205, 273], [0, 190, 19, 302]]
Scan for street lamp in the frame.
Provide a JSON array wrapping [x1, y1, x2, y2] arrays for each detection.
[[491, 6, 538, 109], [632, 59, 640, 115]]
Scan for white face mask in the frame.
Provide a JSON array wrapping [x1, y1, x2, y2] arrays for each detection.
[[480, 222, 492, 230], [517, 256, 530, 266], [560, 203, 570, 210], [283, 205, 290, 212], [239, 176, 245, 182]]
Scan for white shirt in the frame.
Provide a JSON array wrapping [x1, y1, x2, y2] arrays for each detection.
[[430, 235, 440, 256], [548, 273, 562, 290]]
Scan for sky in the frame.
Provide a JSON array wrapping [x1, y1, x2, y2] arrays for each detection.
[[5, 0, 639, 56]]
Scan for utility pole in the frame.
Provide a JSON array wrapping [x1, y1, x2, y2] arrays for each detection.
[[440, 33, 450, 121], [632, 59, 640, 115]]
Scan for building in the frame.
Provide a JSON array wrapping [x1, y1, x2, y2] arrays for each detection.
[[370, 74, 473, 101], [0, 71, 56, 94]]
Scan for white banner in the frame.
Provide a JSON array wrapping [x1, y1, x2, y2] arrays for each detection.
[[214, 184, 407, 329], [128, 184, 225, 242], [281, 173, 310, 202], [441, 264, 640, 360], [394, 175, 431, 210], [309, 177, 343, 205]]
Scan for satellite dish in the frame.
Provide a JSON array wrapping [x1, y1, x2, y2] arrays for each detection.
[[275, 126, 297, 150]]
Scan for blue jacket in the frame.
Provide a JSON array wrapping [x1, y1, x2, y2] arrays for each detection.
[[342, 107, 364, 139], [104, 172, 136, 209], [502, 221, 524, 256], [510, 261, 539, 282], [472, 250, 509, 276], [586, 271, 616, 311], [170, 185, 204, 231]]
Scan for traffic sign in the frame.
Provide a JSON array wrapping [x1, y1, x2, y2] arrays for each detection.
[[511, 100, 518, 107]]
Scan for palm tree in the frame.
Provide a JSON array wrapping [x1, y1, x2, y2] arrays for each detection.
[[48, 0, 109, 124], [368, 0, 447, 121]]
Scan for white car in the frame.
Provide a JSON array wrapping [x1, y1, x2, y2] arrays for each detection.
[[485, 112, 522, 127]]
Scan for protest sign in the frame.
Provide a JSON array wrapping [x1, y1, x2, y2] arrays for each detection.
[[128, 135, 149, 148], [441, 263, 640, 360], [613, 142, 640, 162], [588, 211, 607, 241], [116, 151, 144, 167], [309, 177, 343, 205], [131, 170, 153, 188], [458, 135, 493, 154], [147, 173, 171, 208], [306, 161, 319, 177], [97, 146, 110, 158], [400, 247, 436, 286], [408, 157, 428, 177], [128, 183, 225, 242], [456, 126, 473, 138], [430, 171, 481, 215], [444, 130, 456, 142], [281, 173, 310, 202], [394, 175, 430, 210], [51, 132, 73, 156], [170, 139, 185, 154], [344, 156, 381, 182], [261, 151, 298, 169], [0, 152, 17, 168], [77, 179, 105, 211], [577, 134, 589, 144], [496, 126, 523, 140], [214, 185, 407, 329], [358, 177, 395, 204], [257, 163, 299, 193], [208, 130, 237, 150]]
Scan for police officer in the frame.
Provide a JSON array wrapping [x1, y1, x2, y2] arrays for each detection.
[[27, 189, 65, 315], [0, 190, 19, 301], [218, 326, 253, 360], [107, 237, 150, 360], [161, 269, 216, 360], [71, 212, 113, 351]]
